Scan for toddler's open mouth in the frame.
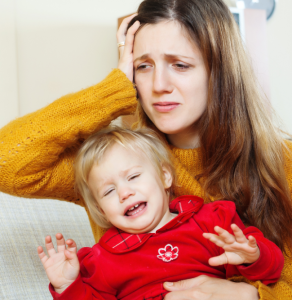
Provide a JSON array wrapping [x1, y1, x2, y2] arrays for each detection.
[[125, 202, 147, 216]]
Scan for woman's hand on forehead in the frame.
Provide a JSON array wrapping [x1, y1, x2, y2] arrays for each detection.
[[117, 14, 140, 82]]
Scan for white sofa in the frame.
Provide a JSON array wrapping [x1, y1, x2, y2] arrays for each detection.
[[0, 192, 95, 300]]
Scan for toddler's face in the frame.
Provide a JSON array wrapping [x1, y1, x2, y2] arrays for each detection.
[[87, 143, 173, 234]]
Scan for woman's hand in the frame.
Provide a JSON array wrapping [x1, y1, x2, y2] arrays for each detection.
[[37, 233, 80, 294], [163, 275, 259, 300], [117, 14, 140, 82]]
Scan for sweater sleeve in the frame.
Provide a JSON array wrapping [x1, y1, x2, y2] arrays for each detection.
[[0, 69, 137, 204], [49, 247, 117, 300]]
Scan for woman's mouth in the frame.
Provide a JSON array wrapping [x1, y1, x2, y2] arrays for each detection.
[[125, 202, 147, 217], [153, 102, 180, 112]]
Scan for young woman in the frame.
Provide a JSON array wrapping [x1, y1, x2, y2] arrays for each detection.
[[0, 0, 292, 299]]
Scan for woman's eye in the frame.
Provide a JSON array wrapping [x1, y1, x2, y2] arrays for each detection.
[[136, 64, 151, 70], [174, 63, 189, 70]]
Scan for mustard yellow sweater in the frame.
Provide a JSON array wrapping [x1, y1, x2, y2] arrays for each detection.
[[0, 69, 292, 300]]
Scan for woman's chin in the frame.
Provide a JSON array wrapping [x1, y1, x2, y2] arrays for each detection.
[[155, 122, 188, 136]]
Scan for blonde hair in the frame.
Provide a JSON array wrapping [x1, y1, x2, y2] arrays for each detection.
[[74, 126, 176, 228]]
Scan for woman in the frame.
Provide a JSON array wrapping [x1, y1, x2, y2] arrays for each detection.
[[0, 0, 291, 299]]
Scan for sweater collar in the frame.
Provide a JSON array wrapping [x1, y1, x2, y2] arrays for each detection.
[[99, 195, 204, 254]]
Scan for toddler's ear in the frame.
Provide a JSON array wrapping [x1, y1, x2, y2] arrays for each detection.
[[162, 165, 173, 189]]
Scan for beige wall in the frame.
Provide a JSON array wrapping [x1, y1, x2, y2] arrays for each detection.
[[0, 0, 292, 131], [267, 0, 292, 132], [0, 0, 19, 128]]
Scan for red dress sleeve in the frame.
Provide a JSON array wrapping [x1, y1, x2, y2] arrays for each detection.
[[203, 201, 284, 285], [49, 247, 117, 300]]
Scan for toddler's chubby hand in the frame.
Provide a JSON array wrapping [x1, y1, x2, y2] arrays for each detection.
[[203, 224, 260, 266], [37, 233, 80, 294]]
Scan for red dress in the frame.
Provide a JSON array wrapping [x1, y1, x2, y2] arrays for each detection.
[[49, 196, 284, 300]]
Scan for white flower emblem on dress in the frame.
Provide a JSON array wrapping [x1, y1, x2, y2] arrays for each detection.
[[157, 244, 179, 262]]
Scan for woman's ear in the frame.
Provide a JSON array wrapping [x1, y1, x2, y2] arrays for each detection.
[[162, 165, 173, 189]]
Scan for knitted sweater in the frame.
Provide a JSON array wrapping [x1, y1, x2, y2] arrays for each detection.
[[0, 69, 292, 299]]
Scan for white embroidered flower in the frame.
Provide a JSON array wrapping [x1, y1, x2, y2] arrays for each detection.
[[157, 244, 179, 262]]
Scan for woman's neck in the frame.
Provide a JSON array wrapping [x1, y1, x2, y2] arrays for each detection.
[[167, 129, 200, 149]]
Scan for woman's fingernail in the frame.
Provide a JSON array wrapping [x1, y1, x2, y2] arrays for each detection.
[[166, 282, 173, 286]]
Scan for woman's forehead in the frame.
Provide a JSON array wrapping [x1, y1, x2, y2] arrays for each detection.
[[133, 20, 201, 60]]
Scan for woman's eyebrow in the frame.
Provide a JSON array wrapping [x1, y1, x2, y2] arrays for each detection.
[[133, 54, 149, 63], [134, 53, 195, 63], [164, 54, 194, 60]]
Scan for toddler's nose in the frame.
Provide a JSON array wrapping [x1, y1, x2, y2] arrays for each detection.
[[119, 186, 135, 202]]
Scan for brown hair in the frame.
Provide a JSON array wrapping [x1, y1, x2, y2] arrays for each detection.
[[74, 126, 176, 228], [129, 0, 292, 251]]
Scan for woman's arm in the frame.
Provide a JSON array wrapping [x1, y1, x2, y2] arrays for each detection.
[[0, 69, 137, 203]]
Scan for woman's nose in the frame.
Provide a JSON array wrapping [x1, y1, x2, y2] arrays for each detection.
[[152, 66, 173, 94], [119, 186, 135, 203]]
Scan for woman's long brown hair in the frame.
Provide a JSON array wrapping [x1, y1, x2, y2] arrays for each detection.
[[129, 0, 292, 252]]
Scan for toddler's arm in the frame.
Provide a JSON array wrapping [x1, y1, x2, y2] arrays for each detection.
[[203, 223, 284, 284], [37, 234, 80, 294], [38, 234, 118, 299], [203, 224, 260, 266]]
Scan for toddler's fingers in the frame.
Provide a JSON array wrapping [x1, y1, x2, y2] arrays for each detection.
[[208, 253, 228, 266], [214, 226, 235, 244], [203, 233, 225, 248], [45, 235, 56, 257], [231, 224, 247, 243], [247, 235, 258, 248], [66, 239, 77, 250], [65, 239, 78, 257], [37, 246, 49, 264], [56, 233, 66, 253], [64, 239, 79, 267]]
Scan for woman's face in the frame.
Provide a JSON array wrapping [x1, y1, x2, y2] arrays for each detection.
[[133, 21, 208, 145]]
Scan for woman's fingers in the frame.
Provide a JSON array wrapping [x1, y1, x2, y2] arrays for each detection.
[[164, 275, 210, 292], [45, 235, 56, 257], [56, 233, 66, 253], [120, 20, 140, 58], [117, 13, 140, 81], [117, 13, 137, 43], [117, 14, 138, 59]]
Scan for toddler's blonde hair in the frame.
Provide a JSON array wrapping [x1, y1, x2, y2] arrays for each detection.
[[74, 126, 176, 228]]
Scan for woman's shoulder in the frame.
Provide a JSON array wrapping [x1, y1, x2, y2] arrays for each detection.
[[284, 139, 292, 169], [282, 140, 292, 194], [284, 139, 292, 150]]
